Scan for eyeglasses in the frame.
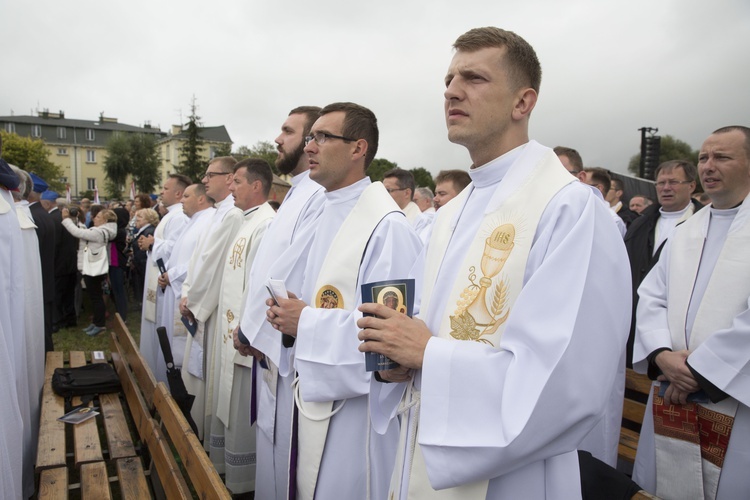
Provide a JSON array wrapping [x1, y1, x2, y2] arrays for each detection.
[[202, 171, 231, 179], [386, 187, 408, 193], [304, 132, 356, 146], [655, 180, 692, 188]]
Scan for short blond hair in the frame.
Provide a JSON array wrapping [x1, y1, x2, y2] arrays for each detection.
[[136, 208, 160, 226]]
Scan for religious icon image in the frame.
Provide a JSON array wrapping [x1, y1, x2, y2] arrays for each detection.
[[451, 223, 515, 345], [361, 278, 415, 372], [316, 285, 343, 309], [375, 285, 407, 314]]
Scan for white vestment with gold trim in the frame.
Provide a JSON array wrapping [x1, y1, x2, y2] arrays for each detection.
[[371, 142, 630, 499], [207, 202, 274, 493], [291, 178, 422, 500]]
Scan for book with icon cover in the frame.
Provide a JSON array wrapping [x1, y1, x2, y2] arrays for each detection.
[[58, 406, 100, 425], [361, 278, 415, 372]]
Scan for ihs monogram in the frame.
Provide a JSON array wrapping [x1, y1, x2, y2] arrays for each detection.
[[229, 237, 247, 270]]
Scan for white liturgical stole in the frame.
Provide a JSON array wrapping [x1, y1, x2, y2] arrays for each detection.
[[653, 195, 750, 500], [402, 142, 573, 499], [215, 202, 275, 426], [296, 182, 399, 500]]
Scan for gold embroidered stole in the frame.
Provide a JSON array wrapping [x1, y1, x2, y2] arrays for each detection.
[[215, 203, 275, 426], [402, 144, 574, 499], [654, 196, 750, 499], [296, 182, 399, 500]]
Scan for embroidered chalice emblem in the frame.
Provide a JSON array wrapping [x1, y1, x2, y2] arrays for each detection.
[[229, 237, 247, 270], [450, 223, 514, 345]]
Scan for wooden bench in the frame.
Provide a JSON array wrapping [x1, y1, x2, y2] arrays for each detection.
[[36, 349, 149, 499], [36, 313, 230, 499], [619, 368, 652, 464], [110, 313, 231, 499]]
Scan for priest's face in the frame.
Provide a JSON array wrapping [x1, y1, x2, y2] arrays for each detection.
[[655, 166, 695, 212], [383, 177, 411, 209], [698, 130, 750, 210], [304, 111, 360, 192], [434, 181, 459, 210], [230, 167, 260, 211], [160, 177, 182, 208], [629, 196, 649, 214], [444, 47, 519, 165], [275, 113, 308, 176], [181, 185, 200, 218]]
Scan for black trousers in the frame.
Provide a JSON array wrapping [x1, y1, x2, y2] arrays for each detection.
[[84, 274, 107, 327], [55, 272, 78, 327]]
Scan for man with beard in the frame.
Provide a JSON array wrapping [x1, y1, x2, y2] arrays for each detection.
[[236, 106, 325, 500]]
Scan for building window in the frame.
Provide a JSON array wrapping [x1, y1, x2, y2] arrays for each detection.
[[31, 124, 42, 137], [86, 150, 96, 163], [165, 144, 170, 162], [60, 177, 68, 184], [4, 122, 15, 133], [57, 148, 68, 155], [86, 129, 95, 141], [209, 146, 217, 159], [87, 178, 96, 190], [57, 127, 66, 139]]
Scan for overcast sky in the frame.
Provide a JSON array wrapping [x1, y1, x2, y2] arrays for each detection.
[[2, 0, 748, 176]]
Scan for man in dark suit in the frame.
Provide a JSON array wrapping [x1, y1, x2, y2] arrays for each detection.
[[42, 191, 79, 330], [624, 160, 703, 366], [28, 175, 56, 351]]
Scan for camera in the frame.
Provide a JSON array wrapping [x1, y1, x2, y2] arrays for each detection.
[[68, 207, 80, 218]]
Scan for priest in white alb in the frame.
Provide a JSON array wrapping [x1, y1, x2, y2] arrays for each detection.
[[10, 165, 45, 498], [140, 174, 190, 379], [156, 184, 215, 382], [267, 102, 422, 500], [180, 156, 243, 442], [207, 158, 275, 493], [0, 155, 25, 500], [633, 126, 750, 499], [237, 106, 325, 500], [358, 28, 630, 500]]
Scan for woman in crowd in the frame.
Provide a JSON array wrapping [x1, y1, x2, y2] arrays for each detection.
[[61, 208, 117, 336], [130, 208, 159, 308]]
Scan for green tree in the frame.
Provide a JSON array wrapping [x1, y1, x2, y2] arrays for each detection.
[[213, 143, 232, 158], [409, 167, 435, 192], [244, 141, 279, 175], [1, 130, 65, 192], [103, 134, 130, 198], [367, 158, 399, 183], [177, 96, 205, 181], [103, 133, 162, 197], [129, 133, 161, 194], [627, 135, 699, 177]]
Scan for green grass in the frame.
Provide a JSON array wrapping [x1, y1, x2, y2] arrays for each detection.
[[53, 299, 142, 355]]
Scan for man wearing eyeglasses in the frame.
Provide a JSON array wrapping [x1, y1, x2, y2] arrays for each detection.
[[632, 126, 750, 498], [624, 160, 703, 366], [383, 168, 422, 224], [357, 27, 630, 499], [180, 156, 244, 443], [264, 102, 422, 499]]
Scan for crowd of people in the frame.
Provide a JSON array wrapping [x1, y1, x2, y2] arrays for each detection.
[[1, 26, 748, 500]]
